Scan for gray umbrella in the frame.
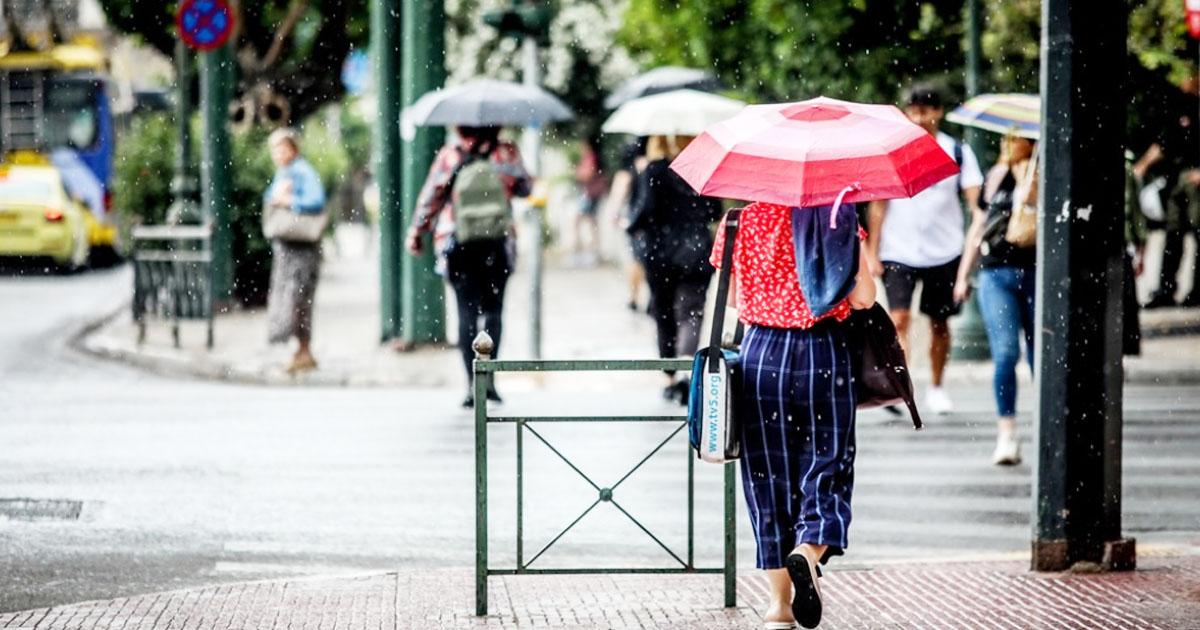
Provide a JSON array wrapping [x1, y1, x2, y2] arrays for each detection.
[[404, 78, 574, 127], [604, 66, 723, 109]]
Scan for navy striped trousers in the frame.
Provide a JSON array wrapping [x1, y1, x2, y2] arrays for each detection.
[[738, 322, 857, 569]]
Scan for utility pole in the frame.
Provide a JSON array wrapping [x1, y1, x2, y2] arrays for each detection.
[[167, 39, 199, 225], [399, 0, 446, 346], [950, 0, 991, 361], [200, 38, 234, 304], [1033, 0, 1134, 572], [483, 1, 552, 358], [371, 0, 402, 341]]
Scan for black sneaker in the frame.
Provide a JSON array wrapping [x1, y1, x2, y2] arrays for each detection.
[[485, 388, 503, 403], [461, 394, 475, 409], [1181, 292, 1200, 308]]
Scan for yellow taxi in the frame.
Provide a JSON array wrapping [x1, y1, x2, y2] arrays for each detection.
[[0, 163, 92, 270]]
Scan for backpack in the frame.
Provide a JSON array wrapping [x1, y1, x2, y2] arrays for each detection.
[[450, 148, 511, 244]]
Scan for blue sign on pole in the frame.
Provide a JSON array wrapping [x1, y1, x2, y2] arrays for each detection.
[[176, 0, 235, 52]]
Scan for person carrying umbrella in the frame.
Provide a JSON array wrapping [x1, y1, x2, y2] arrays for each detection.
[[672, 97, 958, 628], [406, 125, 532, 408]]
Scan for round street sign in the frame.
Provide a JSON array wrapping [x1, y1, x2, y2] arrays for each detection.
[[177, 0, 236, 51]]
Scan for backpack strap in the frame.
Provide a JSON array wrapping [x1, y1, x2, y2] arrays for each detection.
[[707, 209, 741, 373], [953, 140, 964, 195]]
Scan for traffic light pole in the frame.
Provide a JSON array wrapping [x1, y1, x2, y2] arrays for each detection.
[[950, 0, 990, 361], [169, 40, 199, 225], [399, 0, 446, 346], [1033, 0, 1133, 572], [200, 40, 234, 304], [372, 0, 402, 341], [521, 35, 544, 359]]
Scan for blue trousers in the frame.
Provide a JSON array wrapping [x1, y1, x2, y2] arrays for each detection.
[[738, 322, 857, 569], [976, 266, 1036, 417]]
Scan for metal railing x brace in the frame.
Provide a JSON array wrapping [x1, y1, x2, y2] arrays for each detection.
[[472, 332, 736, 616]]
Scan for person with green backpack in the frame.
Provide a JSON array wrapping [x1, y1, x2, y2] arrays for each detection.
[[406, 125, 533, 407]]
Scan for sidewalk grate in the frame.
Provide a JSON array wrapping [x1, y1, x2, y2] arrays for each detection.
[[0, 499, 83, 521]]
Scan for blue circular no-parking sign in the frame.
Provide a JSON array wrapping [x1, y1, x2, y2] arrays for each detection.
[[177, 0, 235, 52]]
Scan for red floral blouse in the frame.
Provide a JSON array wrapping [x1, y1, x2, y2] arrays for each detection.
[[710, 201, 865, 329]]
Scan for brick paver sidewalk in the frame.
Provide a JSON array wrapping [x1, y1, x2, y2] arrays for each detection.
[[3, 554, 1197, 629]]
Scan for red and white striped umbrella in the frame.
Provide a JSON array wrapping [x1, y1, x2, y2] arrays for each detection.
[[669, 96, 959, 208]]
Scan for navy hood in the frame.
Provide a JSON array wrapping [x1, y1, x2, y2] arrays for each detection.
[[790, 203, 860, 318]]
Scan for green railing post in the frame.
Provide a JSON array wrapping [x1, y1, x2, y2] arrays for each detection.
[[687, 448, 695, 569], [371, 0, 402, 341], [517, 420, 525, 570], [473, 332, 494, 616], [724, 462, 736, 607], [199, 40, 233, 304], [399, 0, 446, 345]]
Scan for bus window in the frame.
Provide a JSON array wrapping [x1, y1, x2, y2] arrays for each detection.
[[45, 79, 100, 150]]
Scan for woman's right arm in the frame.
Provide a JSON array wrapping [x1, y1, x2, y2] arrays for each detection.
[[954, 204, 988, 303], [848, 245, 877, 309]]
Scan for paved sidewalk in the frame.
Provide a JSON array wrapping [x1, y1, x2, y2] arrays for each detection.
[[2, 550, 1198, 629], [79, 224, 1200, 389]]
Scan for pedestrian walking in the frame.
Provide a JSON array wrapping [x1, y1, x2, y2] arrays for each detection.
[[572, 138, 608, 263], [263, 128, 326, 373], [627, 134, 723, 404], [1134, 73, 1200, 309], [406, 125, 532, 408], [954, 133, 1038, 465], [671, 97, 957, 628], [710, 203, 876, 628], [866, 86, 983, 415], [604, 136, 650, 311]]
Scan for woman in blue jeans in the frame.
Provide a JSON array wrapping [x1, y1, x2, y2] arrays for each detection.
[[954, 134, 1037, 465]]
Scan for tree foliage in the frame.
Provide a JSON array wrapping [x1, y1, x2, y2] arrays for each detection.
[[619, 0, 965, 105], [98, 0, 368, 124]]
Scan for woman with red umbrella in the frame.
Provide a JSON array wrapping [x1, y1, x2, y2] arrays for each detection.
[[674, 98, 958, 628]]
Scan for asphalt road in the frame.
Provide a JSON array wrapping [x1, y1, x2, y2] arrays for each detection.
[[1, 266, 1198, 613]]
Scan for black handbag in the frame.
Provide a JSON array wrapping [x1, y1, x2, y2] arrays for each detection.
[[843, 303, 923, 429]]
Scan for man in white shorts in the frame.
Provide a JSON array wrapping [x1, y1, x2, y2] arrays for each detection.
[[866, 85, 983, 415]]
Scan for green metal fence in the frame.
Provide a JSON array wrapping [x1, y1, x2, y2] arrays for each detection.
[[472, 332, 737, 616]]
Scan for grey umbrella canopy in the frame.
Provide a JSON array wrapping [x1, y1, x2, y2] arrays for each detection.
[[604, 66, 723, 109], [405, 78, 573, 127]]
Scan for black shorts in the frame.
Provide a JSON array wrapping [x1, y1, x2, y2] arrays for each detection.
[[882, 257, 962, 320]]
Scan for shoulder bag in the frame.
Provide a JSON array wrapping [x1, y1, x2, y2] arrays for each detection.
[[1004, 154, 1038, 248], [843, 302, 923, 429], [262, 204, 330, 243], [687, 209, 743, 463]]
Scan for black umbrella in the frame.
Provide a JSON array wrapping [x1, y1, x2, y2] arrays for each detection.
[[405, 78, 573, 127], [604, 66, 723, 109]]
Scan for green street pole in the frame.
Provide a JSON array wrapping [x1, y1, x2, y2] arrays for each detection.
[[399, 0, 446, 346], [950, 0, 991, 361], [200, 40, 234, 304], [1033, 0, 1133, 572], [372, 0, 402, 341], [168, 39, 199, 224]]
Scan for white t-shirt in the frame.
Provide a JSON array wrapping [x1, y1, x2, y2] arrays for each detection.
[[878, 132, 984, 268]]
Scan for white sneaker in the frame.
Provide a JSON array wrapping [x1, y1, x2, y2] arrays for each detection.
[[992, 433, 1022, 466], [925, 386, 953, 415]]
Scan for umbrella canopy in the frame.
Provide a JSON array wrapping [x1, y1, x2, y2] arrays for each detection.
[[946, 93, 1040, 139], [601, 89, 746, 136], [669, 96, 960, 208], [604, 66, 722, 109], [405, 78, 573, 127]]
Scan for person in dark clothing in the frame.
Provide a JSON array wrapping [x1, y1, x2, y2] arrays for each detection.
[[627, 134, 723, 403], [406, 125, 532, 408], [1134, 75, 1200, 308], [605, 137, 651, 311]]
